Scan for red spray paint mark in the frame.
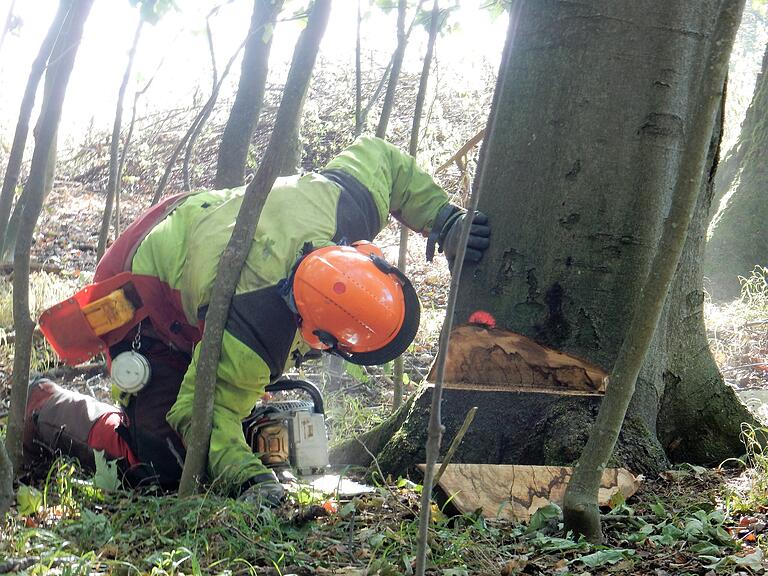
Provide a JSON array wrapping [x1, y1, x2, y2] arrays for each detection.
[[468, 310, 496, 328]]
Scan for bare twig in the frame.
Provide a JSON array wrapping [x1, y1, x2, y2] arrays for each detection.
[[721, 362, 768, 372], [181, 36, 246, 192], [433, 406, 477, 485], [414, 2, 521, 573], [436, 129, 485, 173]]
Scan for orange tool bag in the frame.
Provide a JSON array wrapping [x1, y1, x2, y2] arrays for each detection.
[[39, 272, 149, 365]]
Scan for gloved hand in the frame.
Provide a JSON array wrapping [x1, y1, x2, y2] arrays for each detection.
[[238, 471, 285, 508], [428, 204, 490, 267]]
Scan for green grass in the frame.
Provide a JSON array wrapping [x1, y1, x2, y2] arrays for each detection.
[[0, 271, 91, 374], [4, 458, 767, 575], [1, 458, 524, 575], [0, 271, 90, 329]]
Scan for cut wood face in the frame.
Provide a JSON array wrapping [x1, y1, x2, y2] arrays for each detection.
[[426, 325, 608, 395], [418, 463, 639, 521]]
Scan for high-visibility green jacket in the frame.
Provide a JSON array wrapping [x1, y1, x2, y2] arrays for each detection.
[[107, 136, 450, 488]]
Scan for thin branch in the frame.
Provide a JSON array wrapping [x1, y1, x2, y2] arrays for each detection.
[[414, 2, 520, 574], [182, 36, 247, 191], [433, 406, 477, 485]]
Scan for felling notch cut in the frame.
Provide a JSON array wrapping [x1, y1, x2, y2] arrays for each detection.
[[427, 325, 608, 395]]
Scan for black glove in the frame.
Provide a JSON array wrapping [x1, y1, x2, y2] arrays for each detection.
[[238, 471, 285, 508], [426, 204, 490, 266]]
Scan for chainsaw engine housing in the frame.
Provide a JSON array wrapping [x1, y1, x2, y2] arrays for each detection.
[[243, 380, 329, 476]]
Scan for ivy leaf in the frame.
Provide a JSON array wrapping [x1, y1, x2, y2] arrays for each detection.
[[576, 548, 635, 568], [650, 501, 666, 517], [703, 548, 764, 571], [608, 488, 626, 509], [93, 450, 120, 492], [16, 484, 42, 516], [527, 502, 561, 532], [689, 541, 722, 556], [345, 362, 369, 383]]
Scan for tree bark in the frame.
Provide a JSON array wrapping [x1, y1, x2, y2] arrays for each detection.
[[0, 1, 69, 260], [274, 2, 335, 176], [704, 43, 768, 301], [562, 0, 744, 542], [177, 0, 331, 496], [375, 0, 407, 139], [96, 15, 144, 261], [354, 0, 363, 135], [6, 0, 94, 474], [214, 0, 283, 189], [0, 439, 12, 515], [331, 0, 756, 490]]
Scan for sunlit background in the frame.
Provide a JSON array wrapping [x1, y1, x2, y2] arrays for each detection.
[[0, 1, 508, 148]]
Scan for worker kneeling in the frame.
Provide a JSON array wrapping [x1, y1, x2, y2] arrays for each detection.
[[24, 136, 490, 506]]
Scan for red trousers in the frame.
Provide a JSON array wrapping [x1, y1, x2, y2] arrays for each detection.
[[24, 335, 190, 488]]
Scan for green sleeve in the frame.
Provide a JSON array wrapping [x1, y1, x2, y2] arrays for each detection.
[[166, 330, 273, 489], [324, 136, 450, 236]]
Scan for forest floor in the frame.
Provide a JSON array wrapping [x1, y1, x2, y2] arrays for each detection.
[[0, 180, 766, 574]]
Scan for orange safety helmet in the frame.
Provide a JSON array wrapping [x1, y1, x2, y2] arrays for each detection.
[[288, 242, 420, 366]]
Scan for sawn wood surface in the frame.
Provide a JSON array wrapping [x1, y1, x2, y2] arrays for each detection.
[[418, 463, 639, 521]]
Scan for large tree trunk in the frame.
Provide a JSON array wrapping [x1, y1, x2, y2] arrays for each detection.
[[6, 0, 94, 474], [214, 0, 283, 189], [375, 0, 407, 139], [704, 44, 768, 301], [331, 0, 755, 479], [563, 1, 744, 541]]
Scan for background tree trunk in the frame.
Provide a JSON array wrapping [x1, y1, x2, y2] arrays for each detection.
[[6, 0, 94, 473], [375, 0, 407, 139], [214, 0, 283, 189], [96, 15, 144, 261], [275, 1, 335, 176], [181, 38, 245, 191], [178, 0, 331, 496], [0, 438, 12, 515], [0, 2, 69, 260], [704, 43, 768, 301], [331, 0, 755, 479]]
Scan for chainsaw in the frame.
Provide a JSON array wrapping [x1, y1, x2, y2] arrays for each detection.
[[242, 379, 330, 476]]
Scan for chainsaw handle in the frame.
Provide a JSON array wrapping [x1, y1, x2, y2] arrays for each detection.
[[265, 379, 324, 414]]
